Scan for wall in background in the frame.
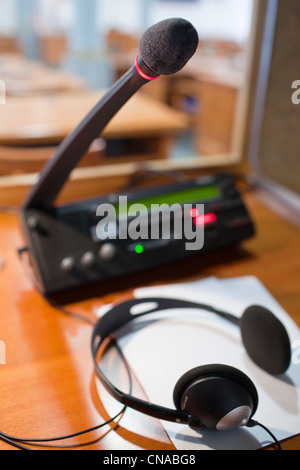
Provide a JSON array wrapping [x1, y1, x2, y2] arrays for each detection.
[[0, 0, 254, 43], [0, 0, 17, 33]]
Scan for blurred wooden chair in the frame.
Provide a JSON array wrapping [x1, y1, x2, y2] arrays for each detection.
[[106, 29, 138, 54], [214, 40, 244, 57], [38, 35, 68, 66], [0, 35, 21, 55]]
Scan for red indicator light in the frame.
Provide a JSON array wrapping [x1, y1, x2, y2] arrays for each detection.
[[194, 213, 217, 226], [189, 208, 200, 218]]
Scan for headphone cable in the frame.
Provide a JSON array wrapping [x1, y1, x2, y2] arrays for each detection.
[[0, 339, 133, 450], [0, 406, 126, 450], [247, 419, 282, 450]]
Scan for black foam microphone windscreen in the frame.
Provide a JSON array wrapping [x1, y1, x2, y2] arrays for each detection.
[[139, 18, 199, 75], [240, 305, 291, 376]]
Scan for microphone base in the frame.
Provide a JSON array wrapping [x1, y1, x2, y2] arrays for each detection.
[[19, 173, 255, 296]]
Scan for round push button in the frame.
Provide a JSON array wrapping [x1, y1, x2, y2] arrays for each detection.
[[60, 256, 75, 272], [80, 251, 95, 267], [99, 243, 116, 261]]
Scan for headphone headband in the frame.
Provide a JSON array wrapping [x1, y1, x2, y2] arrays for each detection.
[[92, 297, 240, 341]]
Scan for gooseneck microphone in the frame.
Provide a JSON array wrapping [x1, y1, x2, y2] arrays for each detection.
[[22, 18, 199, 210]]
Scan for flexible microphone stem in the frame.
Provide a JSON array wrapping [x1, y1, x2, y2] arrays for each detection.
[[22, 58, 157, 210]]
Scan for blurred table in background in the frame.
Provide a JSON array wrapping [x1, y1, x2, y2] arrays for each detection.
[[0, 87, 190, 175], [0, 54, 86, 96]]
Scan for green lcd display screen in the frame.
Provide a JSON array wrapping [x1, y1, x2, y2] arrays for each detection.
[[116, 184, 220, 216]]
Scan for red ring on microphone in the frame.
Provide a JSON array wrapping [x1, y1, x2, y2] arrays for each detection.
[[135, 55, 160, 81]]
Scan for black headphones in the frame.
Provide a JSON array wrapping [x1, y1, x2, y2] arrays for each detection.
[[91, 296, 291, 433]]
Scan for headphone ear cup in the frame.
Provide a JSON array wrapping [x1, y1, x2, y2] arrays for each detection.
[[241, 305, 291, 376], [173, 364, 258, 431]]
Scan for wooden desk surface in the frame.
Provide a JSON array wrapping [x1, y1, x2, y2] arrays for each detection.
[[0, 91, 190, 146], [0, 190, 299, 450]]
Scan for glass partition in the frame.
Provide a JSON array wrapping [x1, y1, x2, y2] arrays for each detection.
[[0, 0, 255, 178]]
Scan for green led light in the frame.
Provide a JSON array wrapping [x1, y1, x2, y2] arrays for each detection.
[[135, 244, 144, 254]]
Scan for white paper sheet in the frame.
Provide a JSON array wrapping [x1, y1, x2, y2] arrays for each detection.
[[101, 276, 300, 450]]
